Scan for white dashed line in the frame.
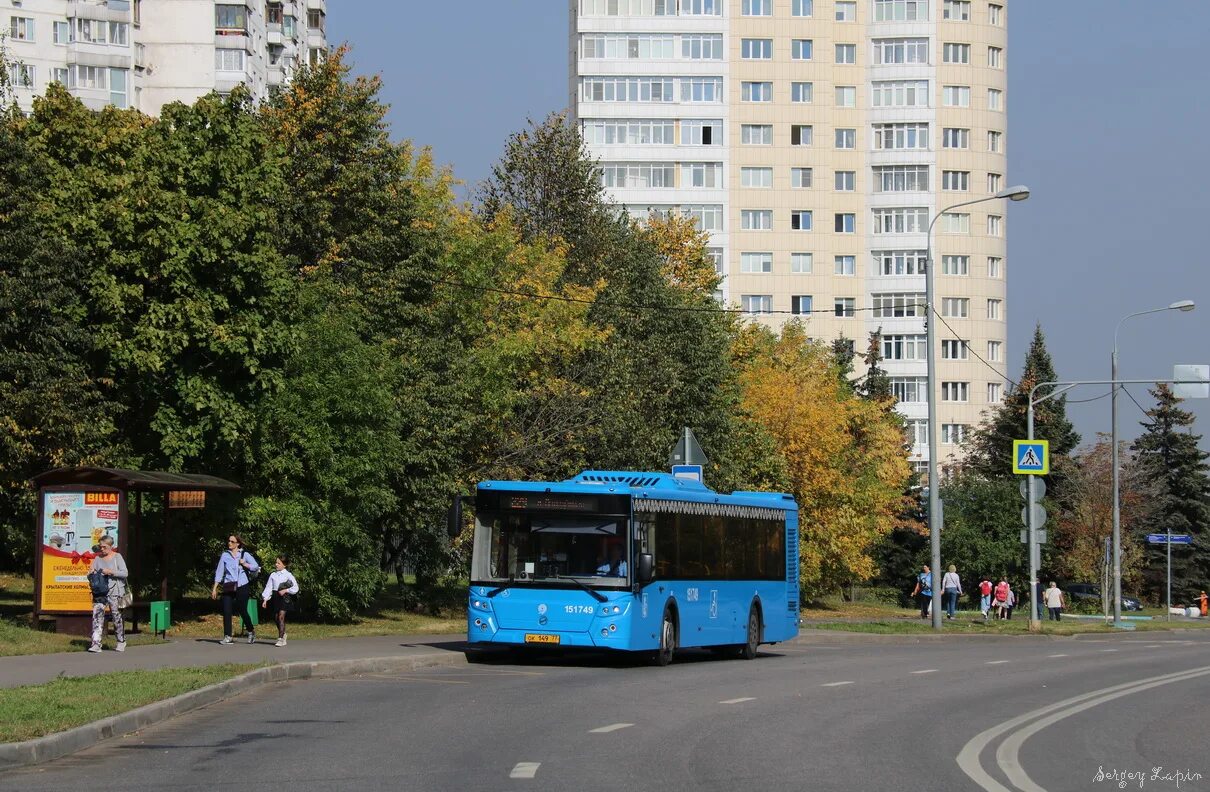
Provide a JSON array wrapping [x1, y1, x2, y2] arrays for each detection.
[[1101, 649, 1119, 653], [589, 723, 634, 733], [821, 681, 854, 687], [1144, 644, 1164, 649], [985, 660, 1010, 665], [510, 762, 541, 779], [719, 697, 755, 704], [1047, 653, 1068, 658], [911, 669, 939, 674]]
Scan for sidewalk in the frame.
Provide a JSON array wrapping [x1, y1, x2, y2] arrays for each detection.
[[0, 633, 468, 689]]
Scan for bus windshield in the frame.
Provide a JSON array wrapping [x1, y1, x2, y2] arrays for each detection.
[[475, 511, 630, 588]]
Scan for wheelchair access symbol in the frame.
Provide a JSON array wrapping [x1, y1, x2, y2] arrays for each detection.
[[1012, 440, 1049, 475]]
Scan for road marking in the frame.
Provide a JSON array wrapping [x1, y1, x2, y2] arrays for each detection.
[[365, 674, 470, 685], [1144, 644, 1165, 648], [957, 664, 1210, 792], [589, 723, 634, 733], [1046, 653, 1068, 658], [820, 681, 854, 687], [510, 762, 541, 779], [718, 697, 755, 704], [984, 660, 1009, 665], [1100, 649, 1119, 653], [911, 669, 939, 675]]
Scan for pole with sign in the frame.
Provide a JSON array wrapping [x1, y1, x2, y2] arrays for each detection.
[[1147, 533, 1194, 621], [1013, 439, 1049, 629], [668, 428, 708, 483]]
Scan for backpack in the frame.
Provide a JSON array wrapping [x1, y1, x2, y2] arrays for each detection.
[[240, 551, 260, 587], [994, 582, 1009, 602], [87, 568, 110, 600], [980, 580, 992, 596]]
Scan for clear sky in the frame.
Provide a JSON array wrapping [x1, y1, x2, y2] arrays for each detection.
[[329, 1, 1210, 450]]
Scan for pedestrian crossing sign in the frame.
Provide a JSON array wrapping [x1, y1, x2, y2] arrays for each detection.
[[1012, 440, 1049, 475]]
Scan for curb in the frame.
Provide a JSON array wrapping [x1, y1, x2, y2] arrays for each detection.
[[0, 650, 468, 772]]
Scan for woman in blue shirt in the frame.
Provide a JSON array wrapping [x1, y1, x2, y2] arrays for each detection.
[[210, 534, 261, 644]]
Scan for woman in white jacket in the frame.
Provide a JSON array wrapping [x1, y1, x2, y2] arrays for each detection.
[[261, 554, 300, 647]]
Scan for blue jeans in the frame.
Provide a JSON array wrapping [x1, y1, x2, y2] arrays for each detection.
[[944, 588, 959, 617]]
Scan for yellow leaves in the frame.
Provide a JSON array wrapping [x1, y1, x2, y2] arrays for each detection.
[[638, 212, 718, 296]]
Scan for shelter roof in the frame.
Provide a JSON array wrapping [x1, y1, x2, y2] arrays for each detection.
[[31, 467, 240, 493]]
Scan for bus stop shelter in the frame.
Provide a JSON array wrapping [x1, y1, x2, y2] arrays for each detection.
[[30, 466, 240, 635]]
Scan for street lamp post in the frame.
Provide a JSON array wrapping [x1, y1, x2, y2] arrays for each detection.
[[925, 186, 1030, 629], [1110, 301, 1195, 627]]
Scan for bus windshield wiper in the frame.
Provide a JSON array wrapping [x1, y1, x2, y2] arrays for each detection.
[[555, 575, 607, 603], [486, 576, 514, 598]]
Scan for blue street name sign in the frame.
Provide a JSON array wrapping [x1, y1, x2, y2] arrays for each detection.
[[671, 464, 703, 483], [1146, 534, 1193, 545]]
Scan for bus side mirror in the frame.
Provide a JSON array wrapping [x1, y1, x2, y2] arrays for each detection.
[[446, 496, 463, 539], [636, 553, 654, 584]]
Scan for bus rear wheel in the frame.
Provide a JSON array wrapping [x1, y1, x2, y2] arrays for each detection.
[[655, 609, 676, 667], [739, 604, 761, 660]]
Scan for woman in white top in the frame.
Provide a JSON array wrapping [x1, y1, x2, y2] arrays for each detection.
[[261, 554, 300, 647], [941, 565, 963, 620], [1044, 581, 1065, 621]]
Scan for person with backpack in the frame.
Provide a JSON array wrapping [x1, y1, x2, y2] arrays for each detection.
[[979, 577, 993, 621], [87, 536, 128, 653], [994, 578, 1011, 620], [941, 565, 963, 620], [261, 554, 300, 647], [911, 564, 933, 619], [210, 534, 261, 645]]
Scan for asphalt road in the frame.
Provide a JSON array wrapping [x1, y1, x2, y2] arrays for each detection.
[[4, 632, 1209, 792]]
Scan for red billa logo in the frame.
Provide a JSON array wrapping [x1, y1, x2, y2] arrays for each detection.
[[84, 492, 119, 505]]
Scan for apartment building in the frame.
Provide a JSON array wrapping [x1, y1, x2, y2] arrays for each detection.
[[4, 0, 327, 116], [571, 0, 1011, 472]]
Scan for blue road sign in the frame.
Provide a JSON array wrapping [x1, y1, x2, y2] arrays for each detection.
[[671, 464, 703, 483], [1012, 440, 1049, 475], [1146, 534, 1193, 545]]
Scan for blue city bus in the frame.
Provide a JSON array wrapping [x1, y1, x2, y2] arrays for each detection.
[[467, 470, 799, 665]]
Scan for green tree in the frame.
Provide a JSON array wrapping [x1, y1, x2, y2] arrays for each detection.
[[859, 330, 892, 401], [937, 474, 1025, 594], [1130, 385, 1210, 603]]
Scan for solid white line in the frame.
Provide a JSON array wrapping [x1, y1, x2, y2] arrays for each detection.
[[820, 681, 854, 687], [718, 697, 755, 704], [509, 762, 541, 779], [1046, 653, 1068, 658], [589, 723, 634, 733], [985, 660, 1010, 665], [911, 669, 939, 674]]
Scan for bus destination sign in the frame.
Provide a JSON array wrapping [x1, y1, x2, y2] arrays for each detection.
[[508, 494, 598, 513]]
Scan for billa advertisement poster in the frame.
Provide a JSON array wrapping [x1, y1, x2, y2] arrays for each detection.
[[40, 491, 121, 612]]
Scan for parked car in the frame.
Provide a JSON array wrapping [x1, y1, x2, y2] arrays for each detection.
[[1065, 583, 1141, 611]]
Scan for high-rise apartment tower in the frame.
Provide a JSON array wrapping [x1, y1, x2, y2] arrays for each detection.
[[571, 0, 1010, 473]]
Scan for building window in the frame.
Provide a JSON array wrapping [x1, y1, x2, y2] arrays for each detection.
[[873, 165, 929, 193], [741, 124, 773, 145], [943, 0, 970, 20], [582, 34, 677, 59], [988, 88, 1003, 111], [988, 215, 1002, 236], [681, 34, 724, 60], [741, 0, 772, 15], [678, 0, 722, 15], [942, 383, 969, 403], [874, 0, 927, 22], [907, 419, 928, 446], [989, 3, 1003, 25], [53, 20, 70, 44], [943, 128, 970, 149], [941, 212, 969, 234], [741, 82, 773, 103], [681, 119, 722, 145], [942, 170, 970, 191], [791, 125, 814, 146], [267, 3, 284, 24], [835, 44, 856, 64], [942, 43, 970, 64], [581, 77, 675, 103], [682, 162, 723, 188], [583, 119, 676, 146], [791, 253, 813, 273], [216, 4, 248, 31], [741, 210, 773, 231], [873, 249, 927, 276], [941, 339, 967, 360], [872, 207, 928, 234], [835, 171, 856, 191], [682, 205, 724, 231], [10, 17, 35, 41], [941, 424, 968, 444], [791, 211, 813, 231], [836, 86, 856, 107], [307, 9, 325, 31], [742, 38, 773, 60], [988, 46, 1002, 68], [791, 295, 814, 314], [109, 68, 128, 108], [988, 382, 1003, 403], [742, 295, 773, 315], [215, 48, 246, 72], [834, 298, 856, 318], [941, 297, 969, 318], [871, 80, 929, 108], [988, 130, 1003, 153], [791, 82, 814, 103], [987, 256, 1002, 278], [834, 255, 856, 275], [987, 173, 1002, 193], [872, 38, 928, 65], [75, 19, 107, 43], [884, 335, 927, 361], [873, 123, 929, 150], [741, 252, 773, 273], [941, 255, 969, 275], [792, 167, 813, 188], [987, 341, 1002, 362], [741, 167, 773, 188], [51, 67, 69, 85], [835, 128, 856, 149], [110, 22, 130, 46], [680, 77, 723, 102], [987, 298, 1002, 320], [7, 63, 34, 88], [872, 293, 924, 318], [792, 39, 814, 61], [943, 86, 971, 107], [835, 1, 857, 20], [600, 162, 676, 188], [707, 247, 723, 276], [74, 64, 105, 89], [793, 0, 814, 16], [892, 378, 928, 403]]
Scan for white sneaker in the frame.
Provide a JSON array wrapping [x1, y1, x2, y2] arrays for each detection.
[[247, 632, 256, 645], [220, 636, 233, 645], [274, 637, 285, 647], [87, 644, 102, 653], [115, 641, 126, 652]]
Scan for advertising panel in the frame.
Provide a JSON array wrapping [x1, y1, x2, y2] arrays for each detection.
[[39, 491, 121, 612]]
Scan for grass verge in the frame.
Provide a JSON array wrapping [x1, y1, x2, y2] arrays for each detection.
[[0, 664, 259, 743]]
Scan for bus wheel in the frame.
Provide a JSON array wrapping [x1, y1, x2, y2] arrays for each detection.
[[655, 609, 677, 667], [740, 604, 761, 660]]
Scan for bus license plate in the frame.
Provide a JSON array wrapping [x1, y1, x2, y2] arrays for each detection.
[[524, 633, 560, 645]]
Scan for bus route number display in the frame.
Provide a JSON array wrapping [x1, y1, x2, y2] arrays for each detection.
[[508, 494, 598, 513]]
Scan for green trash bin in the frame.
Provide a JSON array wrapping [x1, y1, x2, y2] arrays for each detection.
[[149, 600, 171, 639]]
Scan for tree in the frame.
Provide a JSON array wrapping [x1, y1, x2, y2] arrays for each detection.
[[937, 474, 1025, 590], [1130, 385, 1210, 603], [859, 329, 892, 401]]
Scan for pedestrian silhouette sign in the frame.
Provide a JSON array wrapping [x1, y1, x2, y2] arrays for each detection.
[[1012, 440, 1049, 475]]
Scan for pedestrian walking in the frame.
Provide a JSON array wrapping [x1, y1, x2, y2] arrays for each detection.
[[211, 534, 261, 645], [911, 565, 933, 619], [1044, 581, 1065, 621], [993, 578, 1010, 620], [261, 554, 300, 647], [979, 577, 993, 620], [942, 565, 963, 619], [87, 536, 128, 653], [1198, 591, 1208, 618], [1005, 584, 1016, 620]]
